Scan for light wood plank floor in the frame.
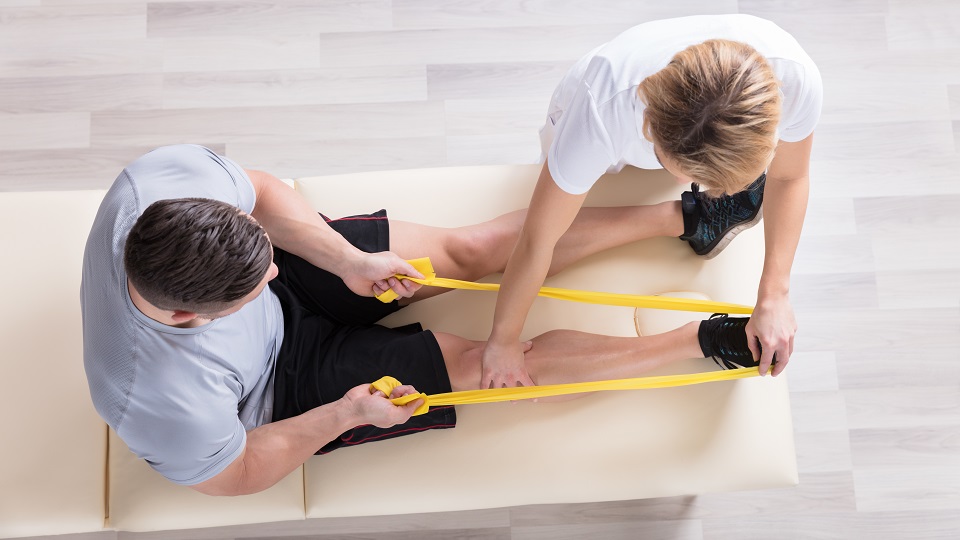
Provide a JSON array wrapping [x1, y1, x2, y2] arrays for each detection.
[[2, 0, 958, 538]]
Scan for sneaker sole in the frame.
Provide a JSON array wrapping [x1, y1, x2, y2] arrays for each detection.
[[699, 204, 764, 260]]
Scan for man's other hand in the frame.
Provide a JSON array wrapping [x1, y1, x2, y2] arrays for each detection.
[[340, 383, 423, 429], [343, 251, 424, 299]]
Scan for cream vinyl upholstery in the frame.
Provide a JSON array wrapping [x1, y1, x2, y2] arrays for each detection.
[[0, 191, 108, 538], [106, 435, 305, 532], [0, 164, 795, 537]]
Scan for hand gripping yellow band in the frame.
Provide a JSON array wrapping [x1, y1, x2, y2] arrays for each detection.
[[376, 257, 753, 314], [371, 367, 761, 416]]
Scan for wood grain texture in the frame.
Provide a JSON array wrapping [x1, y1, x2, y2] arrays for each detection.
[[161, 66, 428, 109], [835, 345, 960, 389], [2, 0, 959, 537], [426, 61, 572, 100], [794, 429, 853, 474], [146, 0, 392, 37], [782, 351, 840, 393], [0, 74, 163, 114], [791, 272, 879, 311], [316, 25, 629, 68], [392, 0, 739, 30], [160, 36, 321, 72], [0, 112, 90, 151]]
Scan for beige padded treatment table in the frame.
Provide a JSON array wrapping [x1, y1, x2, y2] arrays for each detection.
[[0, 164, 796, 537]]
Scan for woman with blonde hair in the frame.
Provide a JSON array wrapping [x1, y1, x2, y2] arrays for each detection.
[[481, 14, 822, 389]]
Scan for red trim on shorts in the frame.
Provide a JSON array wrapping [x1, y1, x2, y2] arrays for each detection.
[[319, 406, 456, 454], [340, 422, 456, 447], [329, 216, 388, 222]]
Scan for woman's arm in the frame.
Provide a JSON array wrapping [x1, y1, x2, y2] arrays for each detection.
[[746, 132, 814, 376], [481, 161, 590, 389]]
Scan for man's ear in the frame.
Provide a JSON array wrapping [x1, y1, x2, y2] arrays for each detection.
[[170, 310, 200, 324]]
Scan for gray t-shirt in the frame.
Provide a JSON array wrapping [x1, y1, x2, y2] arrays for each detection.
[[81, 144, 284, 485]]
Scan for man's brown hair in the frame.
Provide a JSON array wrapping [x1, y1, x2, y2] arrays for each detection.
[[124, 198, 273, 314]]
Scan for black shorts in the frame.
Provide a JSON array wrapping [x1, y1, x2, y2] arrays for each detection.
[[270, 209, 455, 454]]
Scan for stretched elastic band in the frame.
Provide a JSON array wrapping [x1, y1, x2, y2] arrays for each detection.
[[371, 367, 760, 416], [376, 257, 753, 314]]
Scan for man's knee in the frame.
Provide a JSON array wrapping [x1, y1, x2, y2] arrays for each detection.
[[435, 333, 482, 391]]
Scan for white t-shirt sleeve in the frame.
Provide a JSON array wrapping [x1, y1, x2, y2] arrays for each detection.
[[547, 81, 618, 195], [778, 60, 823, 143]]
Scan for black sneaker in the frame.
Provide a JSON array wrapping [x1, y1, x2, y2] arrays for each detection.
[[698, 313, 761, 370], [679, 173, 765, 259]]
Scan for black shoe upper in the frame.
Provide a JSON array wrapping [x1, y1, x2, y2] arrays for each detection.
[[679, 173, 766, 256], [698, 313, 761, 370]]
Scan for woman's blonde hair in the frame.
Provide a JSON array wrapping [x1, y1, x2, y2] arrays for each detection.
[[638, 39, 781, 194]]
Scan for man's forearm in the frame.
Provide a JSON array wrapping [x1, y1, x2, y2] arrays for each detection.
[[213, 400, 358, 496], [248, 169, 362, 278]]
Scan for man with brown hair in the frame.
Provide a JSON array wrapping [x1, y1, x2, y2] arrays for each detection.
[[82, 144, 761, 496]]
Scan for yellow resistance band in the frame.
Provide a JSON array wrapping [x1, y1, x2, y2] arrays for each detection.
[[372, 367, 760, 416], [376, 257, 753, 314], [368, 257, 760, 415]]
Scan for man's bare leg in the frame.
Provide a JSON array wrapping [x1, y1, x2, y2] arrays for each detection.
[[389, 202, 683, 302], [434, 321, 703, 393]]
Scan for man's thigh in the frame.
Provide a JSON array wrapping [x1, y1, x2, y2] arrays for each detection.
[[271, 303, 456, 454], [273, 209, 403, 325]]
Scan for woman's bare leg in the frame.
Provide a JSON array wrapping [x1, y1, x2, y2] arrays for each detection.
[[390, 201, 683, 302]]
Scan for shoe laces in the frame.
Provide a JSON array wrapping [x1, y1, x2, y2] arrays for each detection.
[[692, 184, 739, 225], [705, 314, 753, 369]]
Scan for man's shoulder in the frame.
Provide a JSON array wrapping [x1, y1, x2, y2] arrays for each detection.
[[85, 319, 238, 433], [122, 144, 255, 213], [123, 144, 217, 178], [115, 364, 248, 485]]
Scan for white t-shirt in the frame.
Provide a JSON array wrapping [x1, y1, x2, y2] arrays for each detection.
[[544, 14, 823, 195]]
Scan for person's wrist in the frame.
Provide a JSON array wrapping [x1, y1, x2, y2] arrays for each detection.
[[331, 395, 365, 431], [758, 277, 789, 304], [331, 246, 367, 279], [756, 294, 787, 314], [487, 330, 518, 350]]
